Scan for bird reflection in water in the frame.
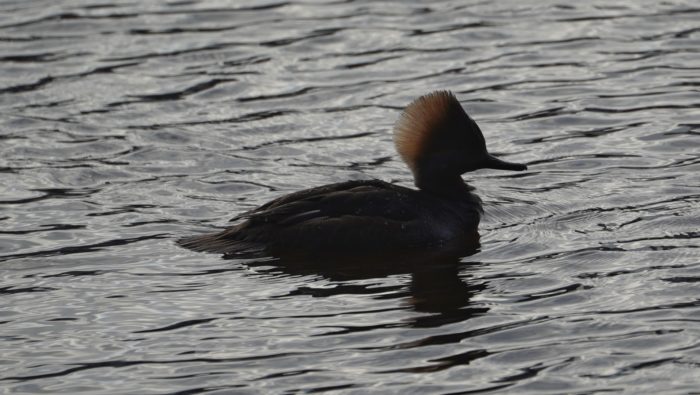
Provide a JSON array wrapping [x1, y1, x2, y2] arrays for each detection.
[[239, 245, 488, 328]]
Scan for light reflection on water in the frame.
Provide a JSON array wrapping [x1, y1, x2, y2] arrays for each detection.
[[1, 0, 699, 393]]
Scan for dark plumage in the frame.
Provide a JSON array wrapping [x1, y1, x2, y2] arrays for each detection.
[[178, 179, 482, 257]]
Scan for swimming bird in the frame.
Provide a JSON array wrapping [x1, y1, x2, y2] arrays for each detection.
[[178, 91, 527, 258]]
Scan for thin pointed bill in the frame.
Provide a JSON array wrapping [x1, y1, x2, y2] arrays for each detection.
[[482, 154, 527, 171]]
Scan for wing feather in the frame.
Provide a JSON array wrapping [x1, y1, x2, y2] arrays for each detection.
[[178, 180, 428, 256]]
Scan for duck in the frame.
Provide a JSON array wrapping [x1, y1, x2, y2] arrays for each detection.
[[178, 90, 527, 259]]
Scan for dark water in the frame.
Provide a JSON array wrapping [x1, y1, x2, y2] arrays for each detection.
[[2, 0, 699, 393]]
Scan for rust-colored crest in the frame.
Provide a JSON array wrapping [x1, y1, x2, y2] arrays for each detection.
[[393, 91, 467, 171]]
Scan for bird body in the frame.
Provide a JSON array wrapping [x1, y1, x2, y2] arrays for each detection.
[[178, 91, 526, 258]]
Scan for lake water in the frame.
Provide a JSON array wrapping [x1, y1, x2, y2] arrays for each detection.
[[1, 0, 699, 393]]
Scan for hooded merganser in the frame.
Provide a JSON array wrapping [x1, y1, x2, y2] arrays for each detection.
[[178, 91, 527, 258]]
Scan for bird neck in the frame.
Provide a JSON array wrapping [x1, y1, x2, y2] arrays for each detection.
[[414, 172, 472, 198]]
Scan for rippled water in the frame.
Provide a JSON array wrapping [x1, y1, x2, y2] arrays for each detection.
[[1, 0, 699, 393]]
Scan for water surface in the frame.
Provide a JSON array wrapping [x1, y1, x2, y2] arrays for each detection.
[[1, 0, 699, 393]]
